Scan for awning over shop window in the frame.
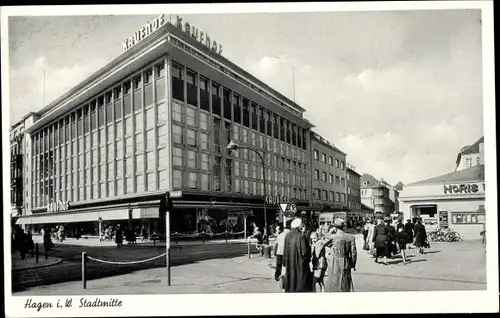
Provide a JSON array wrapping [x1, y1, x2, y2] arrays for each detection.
[[16, 201, 161, 225]]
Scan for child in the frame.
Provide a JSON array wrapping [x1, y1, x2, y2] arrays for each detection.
[[310, 232, 327, 292], [396, 227, 409, 264]]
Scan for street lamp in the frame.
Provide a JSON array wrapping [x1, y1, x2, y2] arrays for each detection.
[[226, 140, 269, 245]]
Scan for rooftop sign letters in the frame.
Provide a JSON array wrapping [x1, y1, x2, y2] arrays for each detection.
[[123, 14, 166, 52], [443, 182, 485, 195], [175, 15, 223, 55]]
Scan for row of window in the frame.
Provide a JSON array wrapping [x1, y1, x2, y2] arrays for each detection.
[[313, 149, 345, 170], [452, 213, 485, 224], [171, 60, 308, 151], [313, 188, 346, 203], [32, 62, 166, 156], [313, 170, 346, 187], [348, 202, 362, 210]]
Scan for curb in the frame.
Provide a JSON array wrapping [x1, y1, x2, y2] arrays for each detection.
[[12, 258, 64, 272]]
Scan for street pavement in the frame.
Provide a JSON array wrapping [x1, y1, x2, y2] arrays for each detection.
[[11, 238, 260, 292], [13, 234, 486, 295]]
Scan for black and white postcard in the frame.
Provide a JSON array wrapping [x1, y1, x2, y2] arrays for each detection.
[[1, 2, 497, 317]]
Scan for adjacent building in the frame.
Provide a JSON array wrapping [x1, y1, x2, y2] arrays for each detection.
[[399, 165, 485, 240], [455, 136, 484, 172], [10, 119, 27, 220], [309, 132, 348, 218], [361, 174, 393, 217], [346, 164, 363, 222], [14, 15, 314, 236]]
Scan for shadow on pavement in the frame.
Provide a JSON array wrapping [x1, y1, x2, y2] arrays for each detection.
[[12, 242, 259, 293]]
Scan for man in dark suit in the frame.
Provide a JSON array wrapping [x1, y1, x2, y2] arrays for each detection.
[[404, 219, 415, 249], [282, 218, 312, 292]]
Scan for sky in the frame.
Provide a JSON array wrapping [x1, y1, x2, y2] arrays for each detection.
[[8, 9, 484, 185]]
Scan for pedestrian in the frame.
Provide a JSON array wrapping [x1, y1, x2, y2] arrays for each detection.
[[310, 231, 327, 292], [366, 220, 376, 254], [396, 219, 404, 232], [282, 218, 312, 293], [324, 218, 357, 292], [273, 222, 290, 283], [396, 227, 409, 264], [362, 223, 369, 244], [26, 230, 35, 257], [141, 225, 148, 241], [43, 226, 53, 252], [404, 219, 414, 249], [115, 224, 124, 248], [249, 226, 264, 255], [385, 217, 397, 257], [414, 218, 427, 255], [372, 218, 390, 265]]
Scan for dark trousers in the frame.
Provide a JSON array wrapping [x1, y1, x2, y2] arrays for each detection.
[[274, 255, 283, 281]]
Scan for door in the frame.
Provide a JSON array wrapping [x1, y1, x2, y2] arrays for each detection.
[[439, 211, 449, 229]]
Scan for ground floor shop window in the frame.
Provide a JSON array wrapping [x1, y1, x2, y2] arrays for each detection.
[[452, 212, 485, 224]]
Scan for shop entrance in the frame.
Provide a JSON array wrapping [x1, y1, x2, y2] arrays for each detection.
[[410, 204, 438, 231]]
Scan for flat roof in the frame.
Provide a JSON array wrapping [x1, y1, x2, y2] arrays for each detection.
[[407, 164, 485, 186], [35, 20, 307, 120]]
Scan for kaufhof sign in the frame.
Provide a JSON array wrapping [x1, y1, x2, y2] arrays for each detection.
[[443, 182, 485, 195], [47, 201, 70, 213], [123, 14, 167, 52], [174, 15, 223, 55], [122, 14, 224, 56]]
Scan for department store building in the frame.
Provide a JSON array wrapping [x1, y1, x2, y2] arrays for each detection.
[[15, 15, 313, 236]]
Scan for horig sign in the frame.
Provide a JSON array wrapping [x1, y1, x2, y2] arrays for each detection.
[[443, 182, 485, 195]]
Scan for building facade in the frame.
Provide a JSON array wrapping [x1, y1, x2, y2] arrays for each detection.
[[10, 120, 26, 220], [310, 132, 348, 216], [346, 165, 362, 221], [15, 15, 313, 236], [455, 136, 484, 172], [399, 165, 485, 240], [361, 174, 393, 217]]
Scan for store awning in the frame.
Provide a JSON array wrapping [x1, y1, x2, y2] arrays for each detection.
[[16, 200, 161, 225]]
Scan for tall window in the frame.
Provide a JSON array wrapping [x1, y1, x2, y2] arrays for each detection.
[[186, 69, 197, 106], [233, 94, 241, 124], [242, 98, 250, 128], [321, 153, 326, 163], [223, 88, 232, 120], [225, 159, 232, 192], [171, 61, 184, 101], [314, 169, 319, 180], [133, 75, 143, 111], [212, 82, 221, 116], [200, 76, 210, 111], [213, 157, 221, 191], [314, 150, 319, 160], [251, 102, 258, 130], [328, 156, 333, 166]]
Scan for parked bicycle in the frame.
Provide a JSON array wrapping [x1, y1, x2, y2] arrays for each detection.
[[427, 228, 463, 242]]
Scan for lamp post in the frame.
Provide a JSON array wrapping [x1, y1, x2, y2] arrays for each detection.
[[226, 140, 268, 245]]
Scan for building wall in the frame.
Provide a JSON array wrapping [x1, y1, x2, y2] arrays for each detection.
[[24, 44, 312, 215], [361, 188, 373, 209], [168, 53, 311, 200], [310, 136, 347, 208], [347, 168, 361, 213], [10, 122, 25, 215], [400, 197, 484, 240]]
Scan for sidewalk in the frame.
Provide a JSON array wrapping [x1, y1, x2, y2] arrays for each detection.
[[13, 236, 486, 295]]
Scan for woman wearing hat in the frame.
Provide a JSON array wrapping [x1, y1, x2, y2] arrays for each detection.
[[372, 218, 390, 265], [324, 218, 357, 292]]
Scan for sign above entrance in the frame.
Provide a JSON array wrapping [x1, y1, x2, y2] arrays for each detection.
[[123, 14, 166, 52], [443, 182, 485, 195], [47, 201, 70, 213], [266, 195, 289, 205], [175, 15, 223, 55]]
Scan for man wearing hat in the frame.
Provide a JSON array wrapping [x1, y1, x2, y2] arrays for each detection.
[[282, 218, 313, 292], [324, 218, 357, 292]]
